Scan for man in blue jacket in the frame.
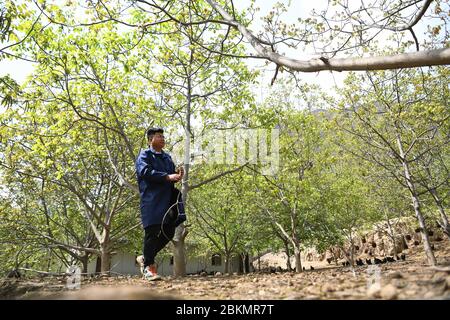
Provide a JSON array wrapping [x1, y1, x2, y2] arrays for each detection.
[[135, 127, 186, 281]]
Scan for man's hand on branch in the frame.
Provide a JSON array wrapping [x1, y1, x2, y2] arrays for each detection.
[[177, 166, 184, 178], [166, 174, 182, 182]]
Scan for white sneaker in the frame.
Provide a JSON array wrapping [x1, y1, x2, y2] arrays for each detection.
[[143, 264, 161, 281]]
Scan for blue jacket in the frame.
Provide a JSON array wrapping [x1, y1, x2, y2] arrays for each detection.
[[135, 148, 186, 228]]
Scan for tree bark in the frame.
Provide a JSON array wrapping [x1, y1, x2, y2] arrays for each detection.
[[100, 227, 111, 274], [172, 52, 194, 277], [258, 252, 261, 271], [240, 253, 245, 274], [80, 254, 89, 274], [429, 188, 450, 239], [224, 253, 231, 274], [293, 246, 302, 272], [100, 247, 110, 275], [385, 214, 397, 256], [244, 253, 250, 273], [284, 241, 292, 271], [397, 137, 437, 266], [349, 235, 355, 267], [173, 235, 186, 277]]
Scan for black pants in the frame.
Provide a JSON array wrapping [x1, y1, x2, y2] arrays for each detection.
[[143, 224, 176, 267]]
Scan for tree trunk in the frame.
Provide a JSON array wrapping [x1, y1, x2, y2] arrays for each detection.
[[284, 241, 292, 271], [245, 253, 250, 273], [293, 247, 302, 272], [172, 60, 193, 277], [349, 236, 355, 267], [224, 253, 231, 274], [80, 254, 89, 274], [173, 234, 186, 277], [385, 214, 397, 256], [258, 252, 261, 271], [46, 249, 52, 272], [430, 188, 450, 239], [409, 190, 436, 265], [100, 225, 112, 274], [95, 256, 101, 274], [240, 253, 247, 274], [100, 247, 110, 274], [397, 138, 437, 266]]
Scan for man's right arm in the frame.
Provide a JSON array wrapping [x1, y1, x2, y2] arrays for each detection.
[[136, 152, 168, 182], [136, 152, 181, 183]]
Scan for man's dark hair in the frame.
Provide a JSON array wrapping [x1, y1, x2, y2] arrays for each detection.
[[147, 127, 164, 141]]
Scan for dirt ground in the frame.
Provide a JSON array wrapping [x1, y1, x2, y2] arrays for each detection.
[[2, 241, 450, 300]]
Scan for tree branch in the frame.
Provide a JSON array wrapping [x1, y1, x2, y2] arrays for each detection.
[[188, 162, 248, 190], [206, 0, 450, 72]]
